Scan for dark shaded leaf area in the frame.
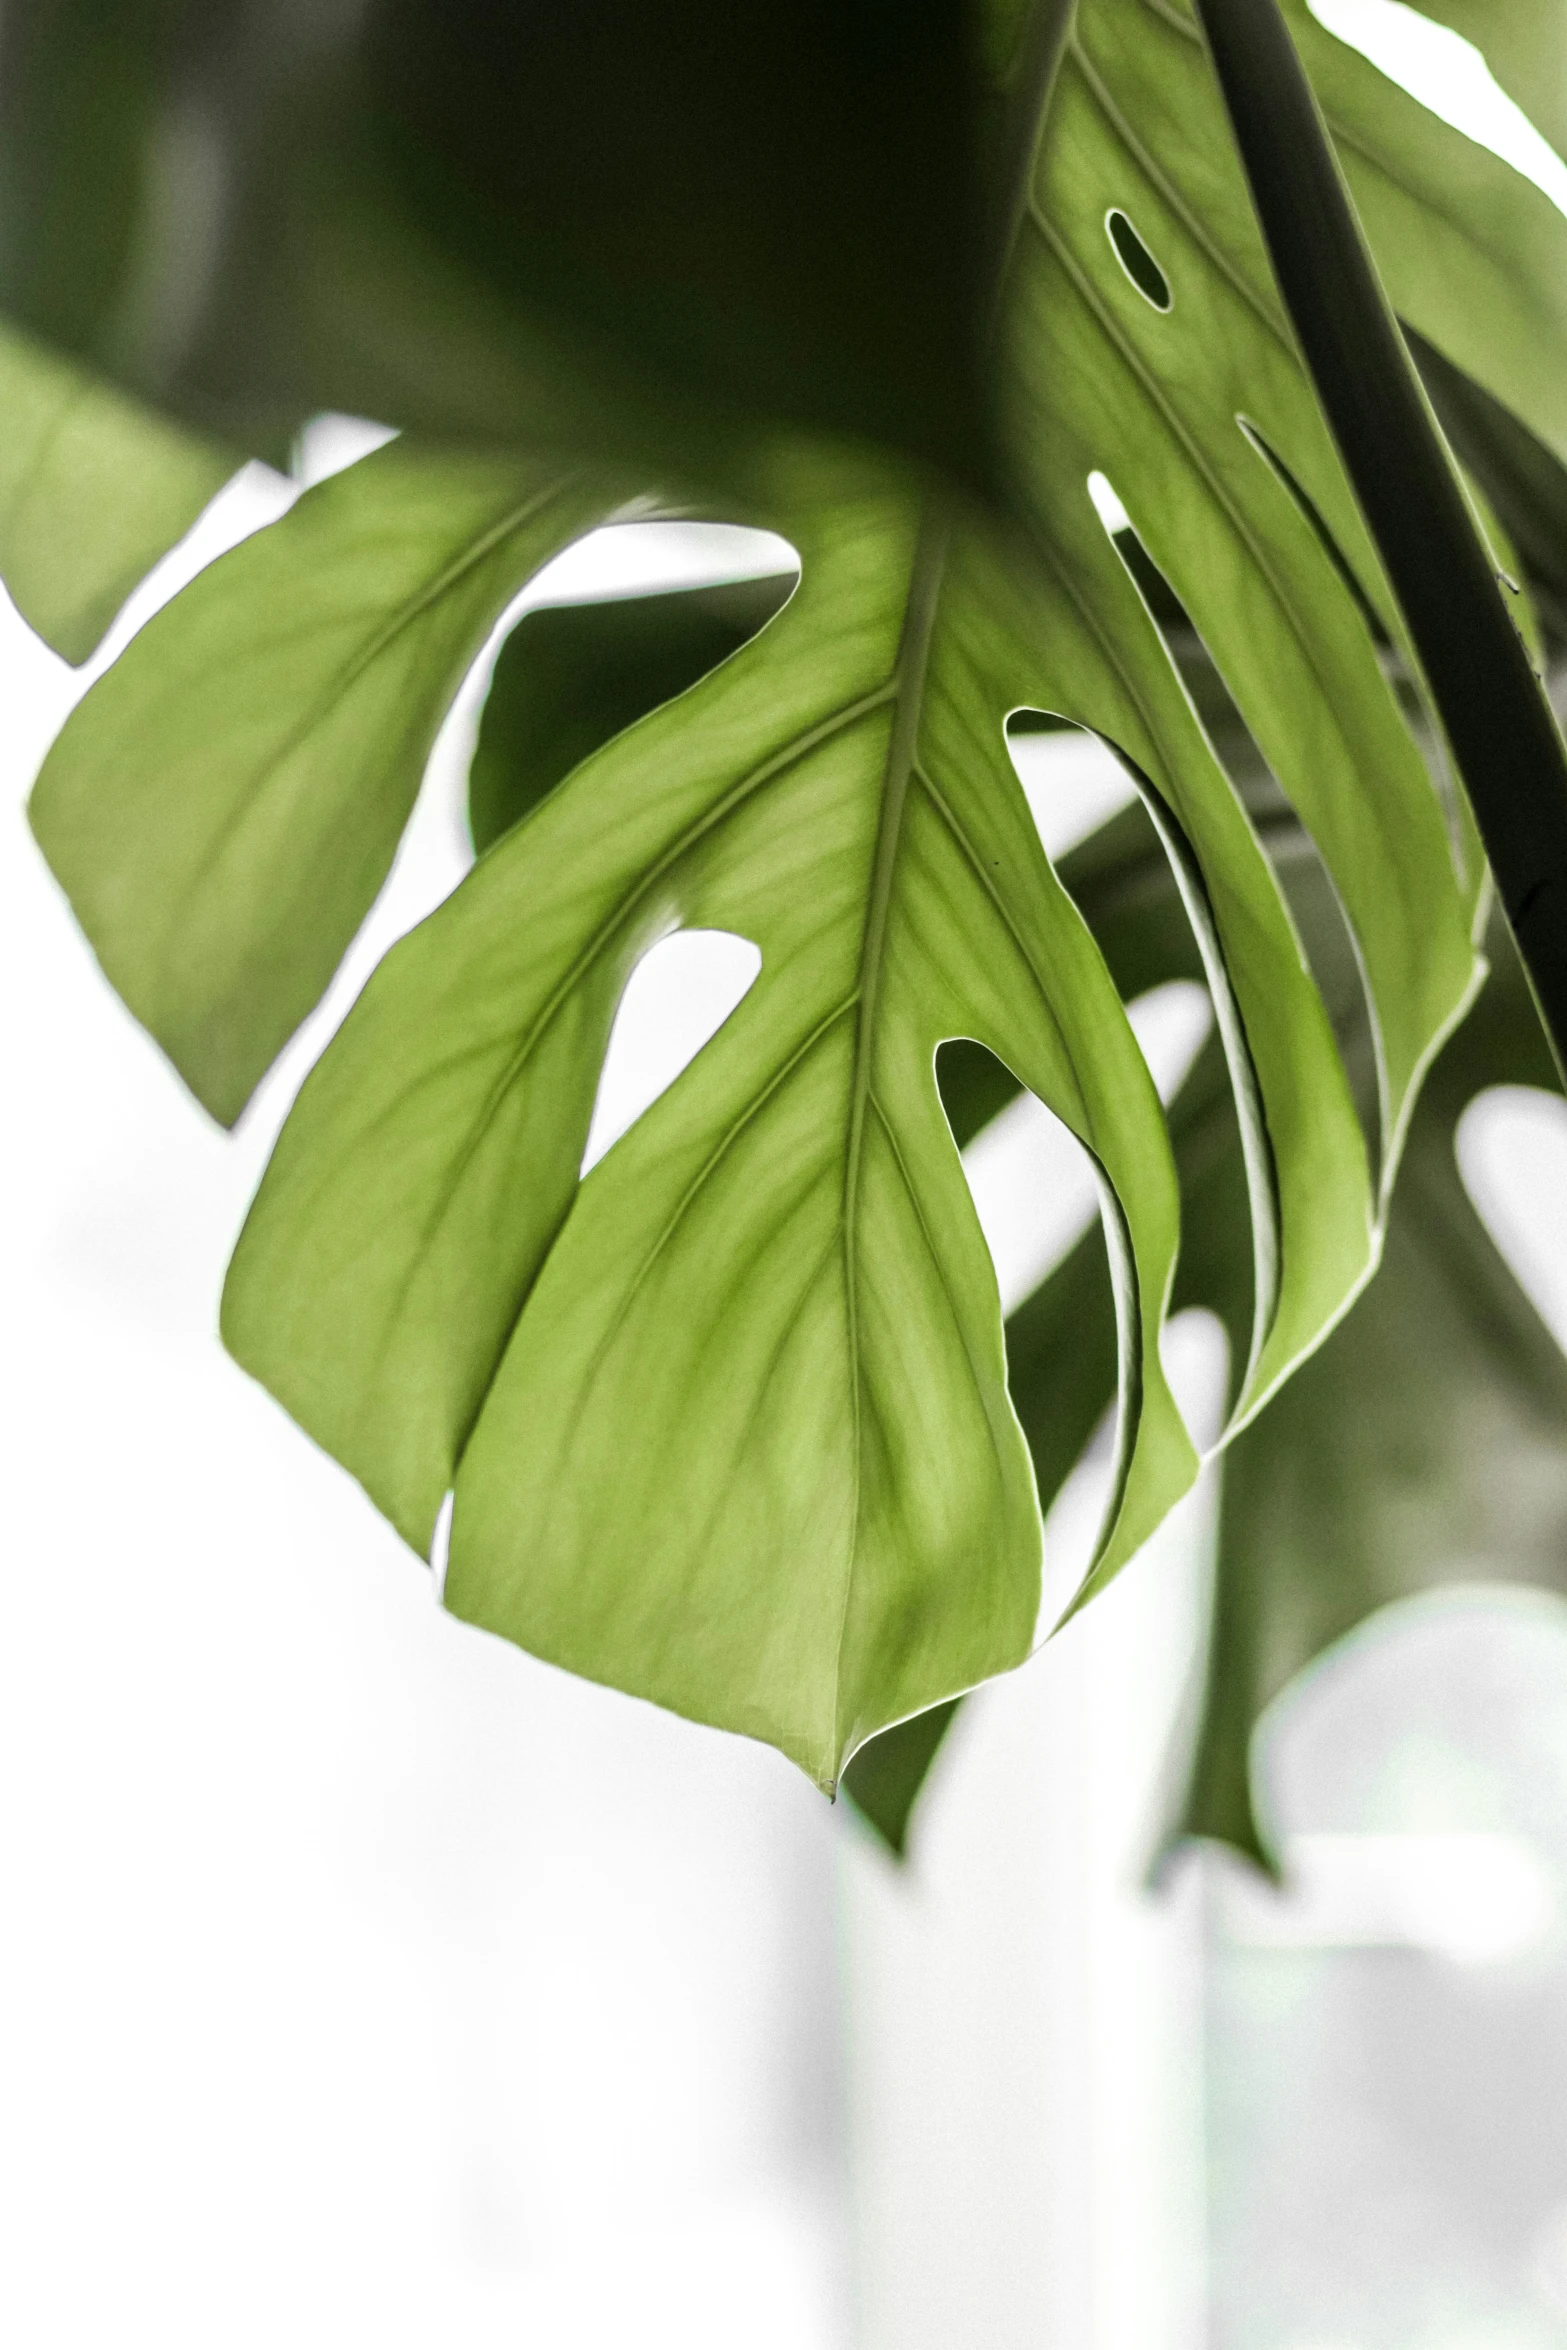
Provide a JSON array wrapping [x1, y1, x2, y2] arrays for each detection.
[[0, 0, 1000, 490], [469, 576, 796, 857]]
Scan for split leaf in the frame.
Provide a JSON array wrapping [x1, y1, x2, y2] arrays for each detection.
[[221, 469, 1195, 1787]]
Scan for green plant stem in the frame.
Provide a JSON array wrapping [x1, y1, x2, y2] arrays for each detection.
[[1192, 0, 1567, 1080]]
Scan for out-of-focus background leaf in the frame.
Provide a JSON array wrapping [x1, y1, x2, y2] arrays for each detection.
[[0, 0, 1004, 494], [0, 320, 229, 662], [1181, 910, 1567, 1864], [467, 575, 796, 857]]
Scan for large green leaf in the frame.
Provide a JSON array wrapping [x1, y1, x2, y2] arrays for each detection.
[[467, 574, 795, 856], [220, 467, 1196, 1785], [0, 321, 229, 662], [25, 0, 1524, 1781], [29, 440, 613, 1124]]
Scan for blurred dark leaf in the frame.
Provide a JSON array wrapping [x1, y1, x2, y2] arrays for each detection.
[[0, 317, 229, 661], [1181, 917, 1567, 1864], [364, 0, 997, 489], [0, 0, 1003, 492], [469, 573, 795, 857]]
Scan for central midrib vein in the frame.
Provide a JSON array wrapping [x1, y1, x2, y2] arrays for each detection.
[[838, 0, 1073, 1284], [842, 515, 950, 1248], [826, 0, 1077, 1744]]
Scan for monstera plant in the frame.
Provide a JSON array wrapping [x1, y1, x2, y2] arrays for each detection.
[[6, 0, 1567, 1862]]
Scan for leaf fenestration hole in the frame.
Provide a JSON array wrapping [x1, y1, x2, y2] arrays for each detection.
[[1089, 485, 1385, 1167], [1105, 208, 1172, 311], [467, 534, 799, 854], [1007, 709, 1139, 862], [957, 1065, 1098, 1320], [581, 928, 761, 1175], [946, 983, 1211, 1321], [1237, 415, 1389, 647]]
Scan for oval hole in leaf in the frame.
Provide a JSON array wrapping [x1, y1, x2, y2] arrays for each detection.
[[959, 1076, 1099, 1319], [1105, 208, 1172, 311], [581, 928, 762, 1174]]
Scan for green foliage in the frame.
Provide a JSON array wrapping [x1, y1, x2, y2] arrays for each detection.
[[31, 444, 611, 1125], [0, 321, 228, 663], [846, 638, 1567, 1855], [11, 0, 1567, 1836], [467, 574, 795, 857], [1183, 911, 1567, 1864], [219, 473, 1195, 1785], [1202, 0, 1567, 1062], [0, 0, 1004, 490]]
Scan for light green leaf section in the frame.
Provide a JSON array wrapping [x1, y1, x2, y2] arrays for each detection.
[[1050, 1, 1482, 1218], [1281, 0, 1567, 468], [29, 441, 611, 1124], [1414, 0, 1567, 166], [1181, 915, 1567, 1864], [0, 323, 231, 663], [222, 469, 1195, 1786]]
